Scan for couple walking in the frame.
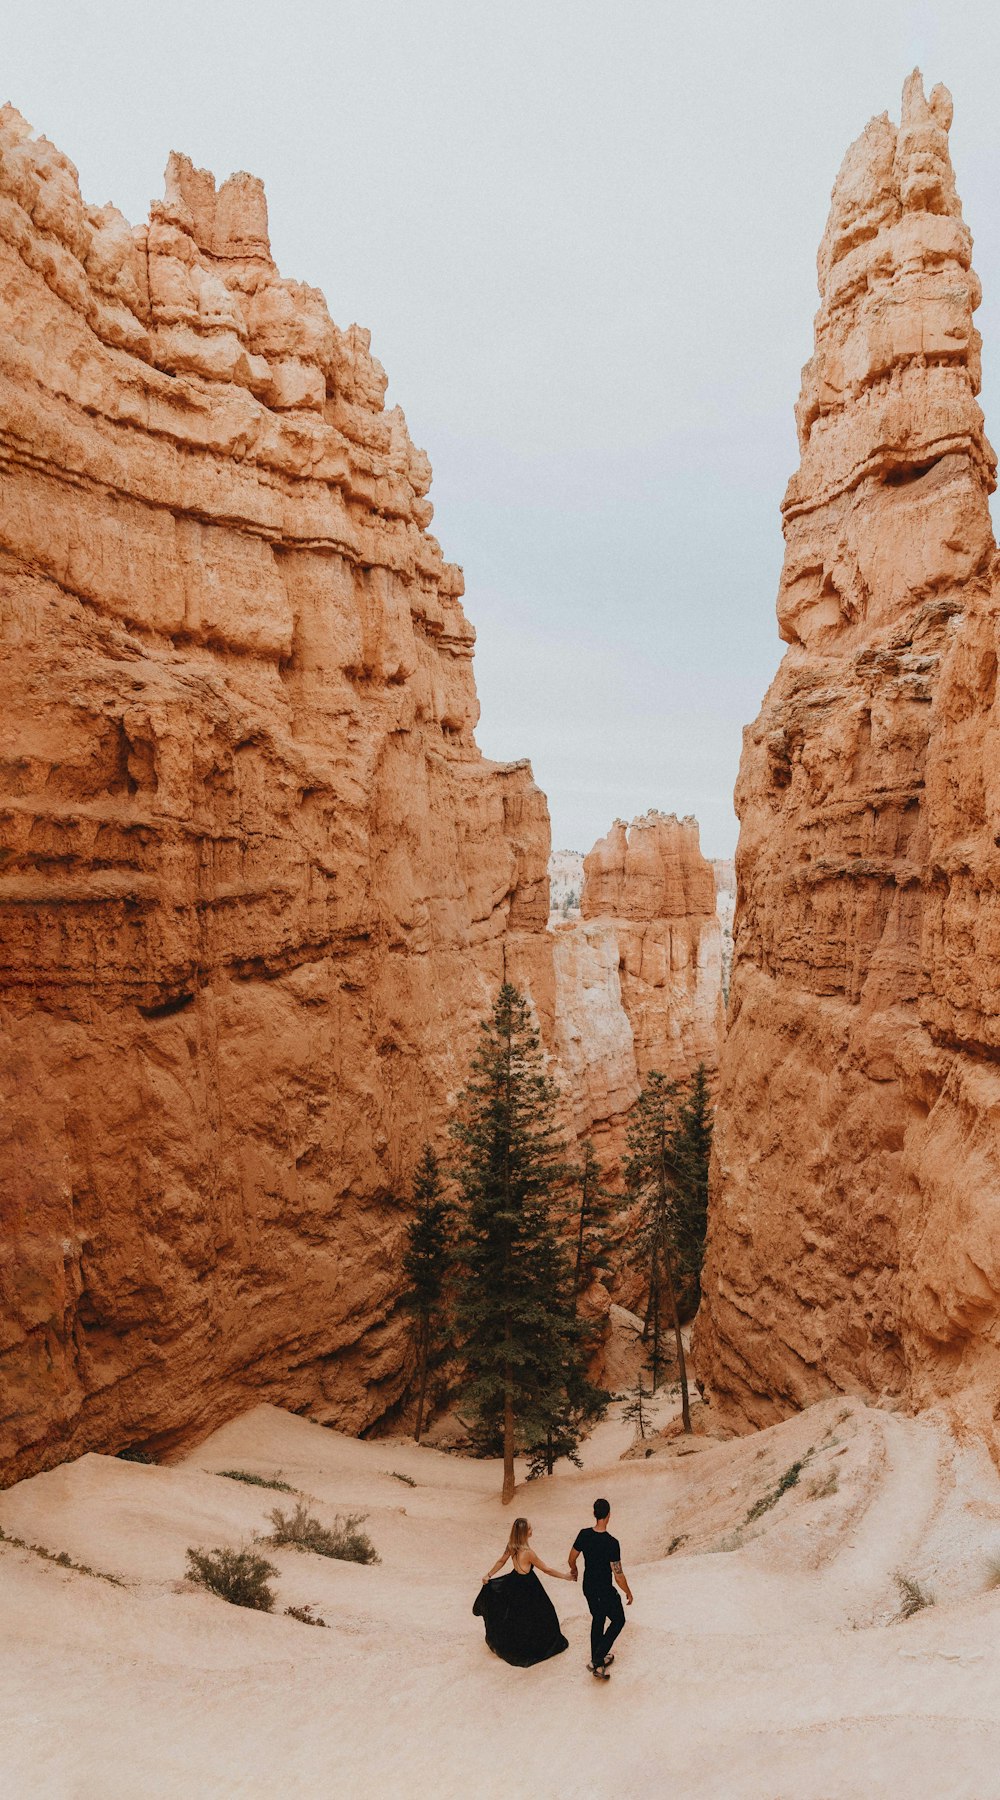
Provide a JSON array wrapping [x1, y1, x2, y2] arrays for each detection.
[[474, 1498, 633, 1679]]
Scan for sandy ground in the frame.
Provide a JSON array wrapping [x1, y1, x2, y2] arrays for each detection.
[[2, 1392, 1000, 1800]]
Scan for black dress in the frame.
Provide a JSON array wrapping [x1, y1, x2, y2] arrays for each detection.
[[473, 1566, 568, 1667]]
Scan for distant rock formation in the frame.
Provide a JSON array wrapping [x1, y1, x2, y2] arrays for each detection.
[[711, 859, 736, 1004], [548, 848, 584, 923], [697, 74, 1000, 1453], [552, 813, 724, 1139], [552, 916, 640, 1136], [0, 110, 554, 1482], [581, 813, 725, 1086]]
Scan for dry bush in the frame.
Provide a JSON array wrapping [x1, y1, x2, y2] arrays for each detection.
[[0, 1525, 124, 1587], [218, 1469, 296, 1494], [268, 1503, 379, 1565], [185, 1545, 277, 1611], [388, 1471, 417, 1488], [894, 1572, 935, 1619], [285, 1603, 328, 1627], [808, 1470, 839, 1501], [984, 1554, 1000, 1592], [745, 1457, 806, 1525], [708, 1529, 745, 1554]]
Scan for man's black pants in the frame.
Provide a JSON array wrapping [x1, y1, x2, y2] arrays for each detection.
[[585, 1584, 625, 1667]]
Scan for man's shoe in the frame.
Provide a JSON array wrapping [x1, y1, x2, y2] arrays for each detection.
[[587, 1662, 611, 1680], [603, 1655, 615, 1667]]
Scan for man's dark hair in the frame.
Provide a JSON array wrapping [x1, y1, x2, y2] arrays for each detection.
[[593, 1497, 610, 1520]]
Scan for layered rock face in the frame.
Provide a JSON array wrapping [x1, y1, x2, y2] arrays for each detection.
[[711, 859, 736, 1003], [581, 813, 725, 1087], [0, 111, 553, 1482], [548, 848, 583, 922], [697, 74, 1000, 1446], [552, 813, 724, 1138]]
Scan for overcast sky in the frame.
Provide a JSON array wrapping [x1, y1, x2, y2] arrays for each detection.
[[5, 1, 1000, 855]]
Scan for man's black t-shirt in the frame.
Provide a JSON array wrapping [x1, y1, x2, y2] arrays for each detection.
[[573, 1527, 621, 1592]]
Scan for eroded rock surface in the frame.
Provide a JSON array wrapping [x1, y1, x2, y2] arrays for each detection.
[[581, 813, 724, 1087], [553, 813, 724, 1141], [697, 74, 1000, 1450], [0, 111, 553, 1482]]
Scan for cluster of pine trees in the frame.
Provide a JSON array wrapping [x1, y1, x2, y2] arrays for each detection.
[[400, 981, 713, 1498], [622, 1063, 713, 1435]]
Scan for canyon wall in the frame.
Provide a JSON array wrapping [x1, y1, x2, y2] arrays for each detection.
[[697, 73, 1000, 1451], [552, 812, 724, 1140], [0, 110, 554, 1483]]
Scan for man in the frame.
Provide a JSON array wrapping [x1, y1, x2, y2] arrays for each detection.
[[569, 1497, 633, 1679]]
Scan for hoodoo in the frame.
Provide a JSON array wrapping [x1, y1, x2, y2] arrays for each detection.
[[581, 813, 723, 1087], [0, 112, 554, 1482], [552, 812, 724, 1140], [697, 74, 1000, 1448]]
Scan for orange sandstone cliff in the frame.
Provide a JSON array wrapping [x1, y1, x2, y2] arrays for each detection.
[[697, 74, 1000, 1447], [552, 812, 724, 1140], [0, 110, 553, 1482]]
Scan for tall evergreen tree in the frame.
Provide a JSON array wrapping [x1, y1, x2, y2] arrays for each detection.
[[623, 1072, 692, 1433], [524, 1227, 609, 1479], [671, 1064, 714, 1312], [621, 1368, 651, 1440], [451, 982, 592, 1502], [401, 1146, 452, 1443], [571, 1138, 618, 1299]]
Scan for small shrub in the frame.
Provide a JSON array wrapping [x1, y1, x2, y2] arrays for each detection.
[[285, 1603, 328, 1627], [117, 1446, 155, 1465], [0, 1525, 124, 1587], [894, 1572, 935, 1619], [808, 1470, 839, 1501], [267, 1503, 379, 1565], [218, 1469, 296, 1494], [746, 1457, 806, 1525], [984, 1554, 1000, 1592], [185, 1545, 277, 1611], [388, 1470, 417, 1488], [666, 1534, 688, 1556], [708, 1529, 745, 1554]]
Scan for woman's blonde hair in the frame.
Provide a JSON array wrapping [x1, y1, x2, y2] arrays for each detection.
[[506, 1517, 530, 1557]]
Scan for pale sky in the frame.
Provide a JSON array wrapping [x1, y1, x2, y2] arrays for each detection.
[[5, 1, 1000, 855]]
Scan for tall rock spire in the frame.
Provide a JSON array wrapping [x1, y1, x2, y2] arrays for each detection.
[[696, 77, 1000, 1456], [778, 71, 996, 648]]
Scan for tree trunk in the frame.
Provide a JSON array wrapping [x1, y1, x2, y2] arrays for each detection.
[[664, 1247, 692, 1432], [643, 1238, 660, 1354], [574, 1201, 586, 1298], [648, 1242, 661, 1388], [502, 1379, 516, 1504], [573, 1157, 590, 1298], [413, 1319, 429, 1443]]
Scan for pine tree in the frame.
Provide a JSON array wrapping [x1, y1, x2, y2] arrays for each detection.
[[524, 1250, 609, 1480], [624, 1072, 692, 1432], [451, 982, 592, 1502], [401, 1146, 452, 1443], [671, 1064, 714, 1312], [572, 1138, 618, 1299], [621, 1369, 651, 1440]]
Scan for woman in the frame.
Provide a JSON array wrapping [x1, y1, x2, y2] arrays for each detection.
[[473, 1518, 572, 1666]]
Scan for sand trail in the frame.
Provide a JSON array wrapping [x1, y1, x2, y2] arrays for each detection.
[[2, 1397, 1000, 1798]]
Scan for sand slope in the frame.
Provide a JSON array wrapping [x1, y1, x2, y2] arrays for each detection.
[[2, 1399, 1000, 1799]]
